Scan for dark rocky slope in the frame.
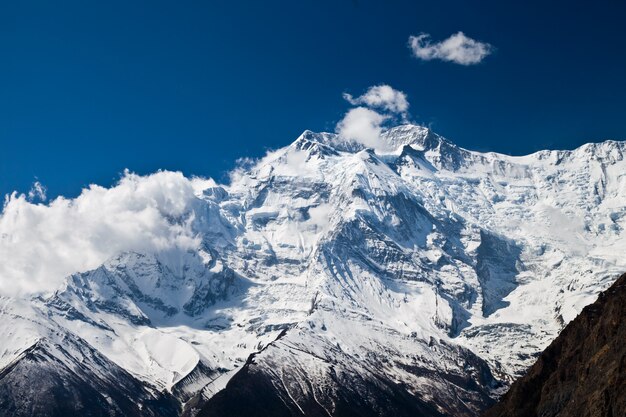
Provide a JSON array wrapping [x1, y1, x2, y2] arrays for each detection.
[[197, 349, 448, 417], [197, 330, 498, 417], [483, 273, 626, 417], [0, 338, 178, 417]]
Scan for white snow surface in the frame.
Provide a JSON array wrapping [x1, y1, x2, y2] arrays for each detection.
[[1, 124, 625, 406]]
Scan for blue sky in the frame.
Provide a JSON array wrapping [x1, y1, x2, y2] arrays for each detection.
[[1, 0, 625, 199]]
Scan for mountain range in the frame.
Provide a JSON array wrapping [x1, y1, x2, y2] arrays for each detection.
[[1, 125, 624, 416]]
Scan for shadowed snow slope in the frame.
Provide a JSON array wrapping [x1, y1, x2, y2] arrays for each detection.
[[1, 125, 625, 416]]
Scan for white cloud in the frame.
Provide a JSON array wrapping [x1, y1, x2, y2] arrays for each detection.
[[336, 106, 388, 149], [408, 31, 493, 65], [307, 203, 332, 231], [27, 181, 47, 202], [0, 170, 203, 296], [343, 85, 409, 113], [336, 85, 410, 149]]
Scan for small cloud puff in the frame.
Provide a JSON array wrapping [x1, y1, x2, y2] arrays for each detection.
[[408, 31, 493, 65], [343, 85, 409, 114], [336, 107, 388, 149], [336, 85, 409, 150]]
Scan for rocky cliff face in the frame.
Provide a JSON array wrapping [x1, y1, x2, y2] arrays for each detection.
[[483, 273, 626, 417]]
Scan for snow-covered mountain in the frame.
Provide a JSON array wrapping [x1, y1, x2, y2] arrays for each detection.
[[1, 125, 625, 416]]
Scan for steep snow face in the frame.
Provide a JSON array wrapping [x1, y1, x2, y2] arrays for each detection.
[[1, 125, 625, 414]]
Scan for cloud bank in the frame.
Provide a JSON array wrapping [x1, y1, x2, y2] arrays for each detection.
[[336, 84, 409, 150], [0, 171, 204, 296], [408, 32, 493, 65]]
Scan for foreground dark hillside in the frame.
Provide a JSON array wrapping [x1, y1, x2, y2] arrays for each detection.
[[483, 273, 626, 417]]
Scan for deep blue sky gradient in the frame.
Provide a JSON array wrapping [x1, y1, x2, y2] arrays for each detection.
[[1, 0, 625, 198]]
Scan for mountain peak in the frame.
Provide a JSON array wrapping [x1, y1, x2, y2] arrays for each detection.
[[295, 124, 447, 154]]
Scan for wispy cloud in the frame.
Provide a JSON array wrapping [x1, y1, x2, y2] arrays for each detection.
[[408, 31, 493, 65], [27, 181, 47, 202]]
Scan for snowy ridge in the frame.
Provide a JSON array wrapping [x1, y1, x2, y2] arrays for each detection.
[[1, 124, 625, 416]]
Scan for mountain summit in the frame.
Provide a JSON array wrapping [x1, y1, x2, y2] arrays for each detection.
[[1, 125, 625, 416]]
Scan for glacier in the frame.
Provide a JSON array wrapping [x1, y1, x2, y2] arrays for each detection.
[[0, 124, 625, 416]]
